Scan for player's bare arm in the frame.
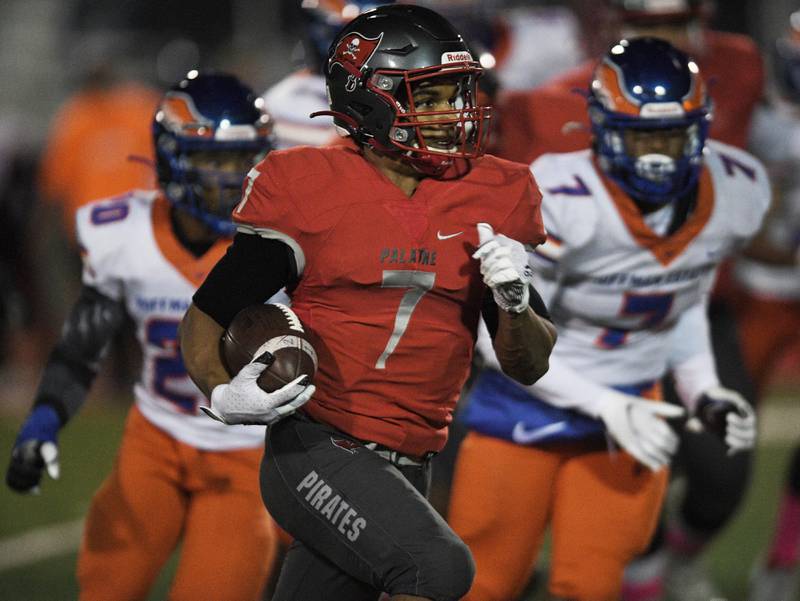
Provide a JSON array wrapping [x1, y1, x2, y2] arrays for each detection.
[[180, 230, 314, 423], [493, 303, 556, 385], [474, 223, 555, 384], [179, 303, 229, 398], [6, 285, 125, 493]]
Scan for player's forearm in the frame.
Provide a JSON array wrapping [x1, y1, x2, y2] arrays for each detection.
[[667, 301, 719, 410], [493, 306, 556, 385], [180, 304, 230, 398], [34, 286, 125, 424]]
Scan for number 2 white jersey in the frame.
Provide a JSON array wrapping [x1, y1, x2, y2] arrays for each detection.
[[76, 191, 265, 450], [529, 141, 770, 388]]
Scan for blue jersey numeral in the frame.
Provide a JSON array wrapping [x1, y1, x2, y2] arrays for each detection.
[[597, 292, 674, 349], [146, 318, 201, 413], [90, 197, 131, 225]]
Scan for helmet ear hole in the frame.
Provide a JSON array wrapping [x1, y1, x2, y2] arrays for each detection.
[[348, 101, 374, 120]]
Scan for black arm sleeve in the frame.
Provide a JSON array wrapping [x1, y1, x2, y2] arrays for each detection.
[[481, 284, 552, 338], [192, 232, 296, 328], [34, 286, 126, 425]]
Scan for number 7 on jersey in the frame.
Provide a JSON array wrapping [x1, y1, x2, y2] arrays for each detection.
[[376, 270, 436, 369]]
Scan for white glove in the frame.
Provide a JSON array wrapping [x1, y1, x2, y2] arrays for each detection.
[[689, 386, 756, 455], [597, 390, 686, 472], [472, 222, 531, 314], [201, 359, 315, 426]]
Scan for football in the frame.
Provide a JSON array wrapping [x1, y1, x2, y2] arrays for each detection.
[[220, 303, 317, 392]]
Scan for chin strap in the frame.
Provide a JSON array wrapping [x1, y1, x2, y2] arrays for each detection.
[[409, 153, 453, 177], [312, 109, 456, 177], [309, 110, 360, 130]]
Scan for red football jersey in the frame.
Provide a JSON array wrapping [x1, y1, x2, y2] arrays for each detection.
[[233, 145, 545, 455], [496, 30, 764, 164]]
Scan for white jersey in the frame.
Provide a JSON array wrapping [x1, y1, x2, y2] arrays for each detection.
[[495, 6, 584, 91], [262, 69, 338, 149], [529, 141, 770, 390], [737, 101, 800, 299], [76, 191, 265, 450]]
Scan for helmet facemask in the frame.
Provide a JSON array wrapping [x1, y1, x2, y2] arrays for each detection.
[[591, 106, 709, 204], [159, 137, 269, 236], [371, 64, 492, 174], [153, 76, 273, 237]]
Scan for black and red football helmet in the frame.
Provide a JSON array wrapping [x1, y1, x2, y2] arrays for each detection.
[[318, 4, 492, 174]]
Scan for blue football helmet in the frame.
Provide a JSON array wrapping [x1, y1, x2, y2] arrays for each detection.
[[153, 72, 273, 236], [588, 37, 711, 204]]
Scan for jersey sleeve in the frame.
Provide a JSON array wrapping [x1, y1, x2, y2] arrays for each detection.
[[232, 155, 312, 276], [494, 90, 539, 164], [716, 146, 772, 244], [75, 203, 126, 302], [497, 168, 546, 248], [667, 298, 720, 410], [526, 152, 596, 280]]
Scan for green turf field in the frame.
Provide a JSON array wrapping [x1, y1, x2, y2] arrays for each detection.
[[0, 395, 796, 600]]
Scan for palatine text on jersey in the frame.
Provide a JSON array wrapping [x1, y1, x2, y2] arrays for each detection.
[[380, 247, 437, 265]]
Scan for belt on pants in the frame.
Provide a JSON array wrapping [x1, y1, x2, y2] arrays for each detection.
[[363, 442, 436, 467]]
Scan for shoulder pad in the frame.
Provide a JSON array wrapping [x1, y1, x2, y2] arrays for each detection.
[[531, 151, 600, 252], [705, 141, 771, 239]]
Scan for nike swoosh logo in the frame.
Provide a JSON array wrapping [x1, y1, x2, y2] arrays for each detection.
[[437, 230, 463, 240], [511, 421, 568, 444]]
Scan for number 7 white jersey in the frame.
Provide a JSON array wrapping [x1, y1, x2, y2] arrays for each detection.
[[529, 141, 770, 387], [76, 191, 265, 450]]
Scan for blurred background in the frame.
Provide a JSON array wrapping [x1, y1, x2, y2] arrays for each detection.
[[0, 1, 798, 600]]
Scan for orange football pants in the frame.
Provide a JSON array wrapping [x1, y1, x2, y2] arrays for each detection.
[[736, 294, 800, 395], [449, 432, 669, 601], [77, 405, 277, 601]]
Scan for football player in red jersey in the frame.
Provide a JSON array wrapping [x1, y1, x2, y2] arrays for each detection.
[[179, 5, 555, 601]]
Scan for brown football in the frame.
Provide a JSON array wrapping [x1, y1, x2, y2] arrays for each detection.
[[220, 303, 317, 392]]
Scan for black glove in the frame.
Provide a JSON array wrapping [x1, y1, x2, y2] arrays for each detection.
[[6, 405, 61, 493], [690, 386, 756, 455]]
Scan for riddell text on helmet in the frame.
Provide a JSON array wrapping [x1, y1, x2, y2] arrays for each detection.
[[442, 51, 472, 64]]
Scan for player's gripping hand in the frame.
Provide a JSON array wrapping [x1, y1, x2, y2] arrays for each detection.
[[472, 223, 531, 314], [688, 386, 756, 455], [201, 353, 315, 426], [597, 391, 686, 472], [6, 405, 61, 494]]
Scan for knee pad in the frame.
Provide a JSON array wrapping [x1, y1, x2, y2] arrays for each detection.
[[678, 431, 753, 531], [385, 535, 475, 601]]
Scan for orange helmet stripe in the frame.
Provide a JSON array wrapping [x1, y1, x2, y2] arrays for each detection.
[[682, 64, 707, 112], [594, 62, 640, 116]]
